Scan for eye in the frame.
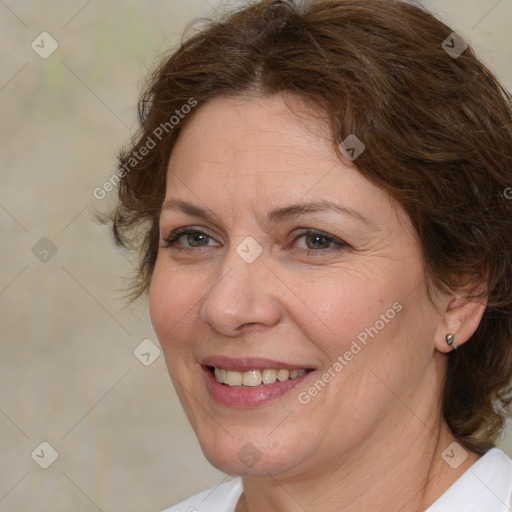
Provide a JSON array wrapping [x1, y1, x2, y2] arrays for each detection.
[[161, 227, 220, 249], [291, 229, 347, 252]]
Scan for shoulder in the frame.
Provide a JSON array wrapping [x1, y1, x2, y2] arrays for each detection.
[[426, 448, 512, 512], [160, 478, 243, 512]]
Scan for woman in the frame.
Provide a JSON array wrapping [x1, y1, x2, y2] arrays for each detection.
[[109, 0, 512, 510]]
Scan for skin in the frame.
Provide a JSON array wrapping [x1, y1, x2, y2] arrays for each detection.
[[149, 93, 486, 512]]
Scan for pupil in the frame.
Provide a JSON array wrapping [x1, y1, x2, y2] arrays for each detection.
[[189, 233, 208, 246], [307, 234, 329, 249]]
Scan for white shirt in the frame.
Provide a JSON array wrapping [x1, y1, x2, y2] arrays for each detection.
[[162, 448, 512, 512]]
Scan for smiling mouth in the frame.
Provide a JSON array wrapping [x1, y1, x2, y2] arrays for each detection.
[[208, 366, 312, 387]]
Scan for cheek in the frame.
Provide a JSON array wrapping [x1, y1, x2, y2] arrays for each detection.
[[289, 272, 398, 358], [148, 263, 200, 347]]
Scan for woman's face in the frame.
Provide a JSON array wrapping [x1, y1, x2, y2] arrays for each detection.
[[149, 93, 447, 478]]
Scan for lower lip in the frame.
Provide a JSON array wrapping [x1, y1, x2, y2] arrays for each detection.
[[203, 366, 313, 408]]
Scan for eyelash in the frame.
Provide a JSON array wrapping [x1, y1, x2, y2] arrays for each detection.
[[161, 227, 218, 250], [160, 226, 348, 255]]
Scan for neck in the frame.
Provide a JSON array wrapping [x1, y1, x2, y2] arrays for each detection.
[[237, 420, 479, 512]]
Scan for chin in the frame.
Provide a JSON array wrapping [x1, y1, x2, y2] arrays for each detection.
[[196, 430, 305, 477]]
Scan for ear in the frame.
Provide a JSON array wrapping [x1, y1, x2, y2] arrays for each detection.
[[434, 292, 487, 353]]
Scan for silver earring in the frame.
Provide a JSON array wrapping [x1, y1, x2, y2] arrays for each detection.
[[446, 333, 457, 351]]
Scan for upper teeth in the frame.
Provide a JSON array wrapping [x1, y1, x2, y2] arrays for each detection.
[[214, 367, 307, 387]]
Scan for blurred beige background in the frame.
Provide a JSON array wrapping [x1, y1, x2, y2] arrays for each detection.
[[0, 1, 511, 511]]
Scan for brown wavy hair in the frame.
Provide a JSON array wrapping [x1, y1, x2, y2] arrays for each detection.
[[108, 0, 512, 453]]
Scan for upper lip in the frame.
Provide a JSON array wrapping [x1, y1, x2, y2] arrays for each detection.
[[202, 356, 314, 372]]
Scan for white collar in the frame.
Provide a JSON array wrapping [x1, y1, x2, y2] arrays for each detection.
[[425, 448, 512, 512]]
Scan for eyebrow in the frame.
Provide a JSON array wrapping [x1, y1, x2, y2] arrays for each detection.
[[160, 198, 373, 228], [266, 201, 373, 227]]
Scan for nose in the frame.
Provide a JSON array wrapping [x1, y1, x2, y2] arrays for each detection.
[[199, 248, 282, 336]]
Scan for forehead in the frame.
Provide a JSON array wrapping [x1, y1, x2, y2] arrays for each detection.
[[164, 93, 398, 228]]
